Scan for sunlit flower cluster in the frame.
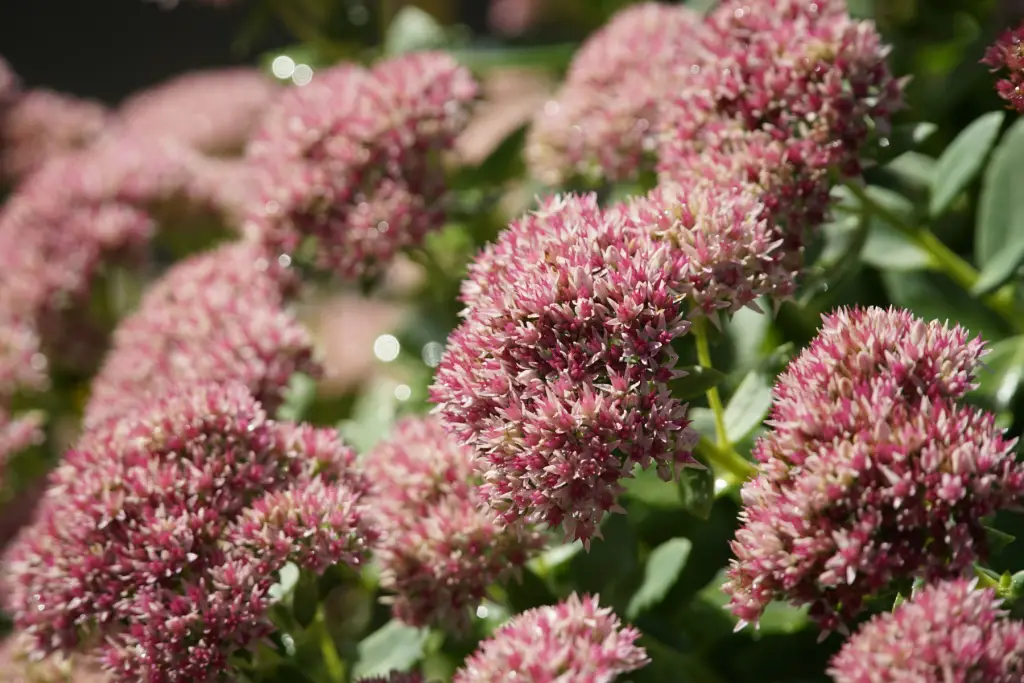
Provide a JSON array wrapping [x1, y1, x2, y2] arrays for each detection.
[[830, 579, 1024, 683], [453, 593, 649, 683], [245, 52, 477, 279], [983, 21, 1024, 113], [725, 307, 1024, 632], [432, 194, 699, 544], [84, 241, 315, 429], [365, 416, 543, 631], [1, 382, 374, 683]]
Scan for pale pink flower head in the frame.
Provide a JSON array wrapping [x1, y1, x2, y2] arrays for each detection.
[[246, 53, 477, 280], [431, 194, 699, 545], [453, 593, 649, 683], [526, 2, 708, 186], [724, 307, 1024, 633], [0, 634, 108, 683], [983, 21, 1024, 112], [0, 89, 110, 180], [117, 68, 278, 155], [84, 241, 315, 429], [365, 417, 543, 632], [830, 578, 1024, 683], [1, 381, 373, 683]]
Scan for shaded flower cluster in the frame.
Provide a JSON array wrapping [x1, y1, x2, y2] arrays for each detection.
[[245, 52, 477, 279], [116, 68, 278, 155], [365, 416, 543, 632], [525, 2, 708, 185], [830, 579, 1024, 682], [432, 194, 699, 544], [983, 21, 1024, 112], [453, 593, 649, 683], [1, 382, 375, 683], [84, 241, 315, 429], [725, 307, 1024, 632]]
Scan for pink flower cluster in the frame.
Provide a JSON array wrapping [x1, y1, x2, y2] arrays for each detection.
[[725, 307, 1024, 632], [365, 417, 543, 632], [453, 594, 649, 682], [830, 579, 1024, 682], [84, 241, 315, 430], [1, 382, 375, 683], [432, 194, 699, 544], [983, 21, 1024, 112], [245, 52, 477, 280], [525, 2, 707, 185]]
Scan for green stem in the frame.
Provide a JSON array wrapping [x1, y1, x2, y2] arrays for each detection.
[[696, 437, 757, 486], [844, 181, 1021, 331], [317, 611, 347, 683]]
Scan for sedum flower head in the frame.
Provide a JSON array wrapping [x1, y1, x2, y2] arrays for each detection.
[[84, 241, 315, 429], [246, 53, 477, 280], [117, 68, 279, 155], [432, 194, 698, 545], [830, 579, 1024, 683], [1, 381, 373, 683], [365, 417, 543, 632], [526, 2, 708, 185], [724, 307, 1024, 632], [983, 21, 1024, 112], [453, 593, 649, 683]]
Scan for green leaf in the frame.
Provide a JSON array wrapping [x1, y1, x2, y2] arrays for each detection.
[[352, 620, 429, 679], [292, 570, 319, 629], [977, 118, 1024, 287], [882, 270, 1007, 342], [678, 465, 716, 520], [700, 570, 808, 634], [268, 562, 300, 603], [861, 218, 932, 271], [723, 372, 773, 444], [872, 121, 938, 165], [448, 43, 578, 72], [972, 335, 1024, 410], [276, 372, 317, 422], [726, 304, 772, 373], [384, 6, 447, 56], [670, 366, 727, 400], [622, 465, 684, 509], [627, 538, 692, 619], [337, 378, 405, 453], [884, 151, 936, 189], [527, 541, 584, 578], [929, 111, 1005, 217], [986, 525, 1017, 555]]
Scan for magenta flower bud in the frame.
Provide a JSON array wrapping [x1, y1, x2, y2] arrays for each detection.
[[1, 381, 373, 683], [432, 194, 698, 545], [983, 21, 1024, 113], [246, 53, 477, 280], [84, 241, 316, 429], [365, 417, 543, 632], [117, 68, 279, 155], [724, 307, 1024, 633], [0, 89, 109, 180], [830, 579, 1024, 683], [526, 2, 708, 186], [453, 594, 649, 683]]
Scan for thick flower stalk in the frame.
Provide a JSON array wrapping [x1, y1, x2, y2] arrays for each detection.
[[830, 578, 1024, 682], [1, 382, 374, 683], [0, 89, 109, 180], [724, 307, 1024, 632], [525, 2, 708, 186], [365, 417, 543, 632], [453, 593, 649, 682], [432, 194, 698, 544], [117, 68, 279, 155], [245, 52, 477, 280], [983, 21, 1024, 112], [84, 241, 316, 429]]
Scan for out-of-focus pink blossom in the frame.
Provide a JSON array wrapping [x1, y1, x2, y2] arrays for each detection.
[[246, 52, 477, 280], [724, 307, 1024, 633], [0, 89, 109, 180], [84, 241, 316, 429], [453, 593, 649, 683], [1, 382, 374, 683], [0, 634, 108, 683], [830, 579, 1024, 683], [526, 3, 708, 185], [432, 194, 698, 545], [0, 409, 43, 481], [117, 68, 278, 155], [983, 21, 1024, 112], [365, 417, 543, 631]]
